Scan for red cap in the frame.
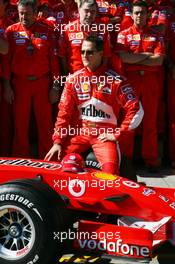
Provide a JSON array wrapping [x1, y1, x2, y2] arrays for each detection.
[[61, 153, 85, 173]]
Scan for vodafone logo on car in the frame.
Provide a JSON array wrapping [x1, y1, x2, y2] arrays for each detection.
[[78, 238, 150, 258], [68, 179, 85, 197]]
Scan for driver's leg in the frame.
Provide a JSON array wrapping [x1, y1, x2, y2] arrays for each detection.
[[92, 138, 121, 175], [63, 135, 91, 156]]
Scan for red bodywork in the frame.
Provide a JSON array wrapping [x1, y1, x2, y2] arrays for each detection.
[[0, 157, 175, 260]]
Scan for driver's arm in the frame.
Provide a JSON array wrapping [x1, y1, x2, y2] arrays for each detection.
[[115, 80, 144, 140], [52, 78, 77, 145]]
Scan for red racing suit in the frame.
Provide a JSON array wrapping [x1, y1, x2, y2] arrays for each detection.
[[96, 0, 132, 45], [58, 19, 111, 73], [148, 3, 173, 135], [50, 1, 78, 24], [6, 1, 18, 23], [117, 24, 165, 165], [38, 1, 79, 33], [0, 16, 13, 156], [149, 1, 173, 28], [167, 17, 175, 162], [5, 21, 60, 158], [53, 65, 143, 174]]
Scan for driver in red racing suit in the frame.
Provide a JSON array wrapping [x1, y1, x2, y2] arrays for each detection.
[[45, 36, 144, 175]]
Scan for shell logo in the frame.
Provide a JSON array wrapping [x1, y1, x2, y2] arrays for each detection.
[[76, 32, 83, 39], [92, 172, 118, 180], [81, 83, 90, 92]]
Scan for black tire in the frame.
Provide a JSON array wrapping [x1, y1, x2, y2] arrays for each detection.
[[0, 182, 66, 264]]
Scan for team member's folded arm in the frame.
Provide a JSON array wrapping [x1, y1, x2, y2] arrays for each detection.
[[117, 50, 151, 64], [137, 53, 164, 66]]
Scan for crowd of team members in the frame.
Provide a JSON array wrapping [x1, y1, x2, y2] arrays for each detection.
[[0, 0, 175, 173]]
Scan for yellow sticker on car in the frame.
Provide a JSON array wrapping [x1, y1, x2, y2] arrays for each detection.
[[92, 172, 118, 180]]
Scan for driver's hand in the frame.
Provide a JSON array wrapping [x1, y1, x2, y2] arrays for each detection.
[[44, 144, 62, 161]]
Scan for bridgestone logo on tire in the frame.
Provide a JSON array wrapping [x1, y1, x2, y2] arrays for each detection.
[[0, 194, 34, 209]]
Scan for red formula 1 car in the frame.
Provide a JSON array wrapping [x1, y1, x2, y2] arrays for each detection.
[[0, 157, 175, 264]]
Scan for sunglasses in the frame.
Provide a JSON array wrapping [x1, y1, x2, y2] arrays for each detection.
[[81, 50, 97, 55]]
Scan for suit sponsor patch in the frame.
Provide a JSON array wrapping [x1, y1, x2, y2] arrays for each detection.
[[132, 34, 140, 41], [81, 104, 110, 119], [14, 31, 28, 39], [126, 93, 135, 100], [74, 83, 81, 91], [79, 97, 117, 124], [15, 39, 26, 44], [121, 85, 133, 94], [143, 36, 156, 41], [57, 11, 64, 18], [78, 94, 90, 100], [69, 33, 76, 40], [40, 34, 47, 40], [72, 39, 81, 44], [127, 34, 132, 41], [76, 32, 83, 39], [102, 87, 112, 94], [98, 7, 108, 13], [81, 83, 90, 93], [130, 40, 139, 46], [34, 32, 48, 40]]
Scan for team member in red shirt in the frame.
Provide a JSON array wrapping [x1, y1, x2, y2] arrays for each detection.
[[6, 0, 18, 22], [4, 0, 60, 158], [37, 0, 79, 34], [0, 0, 12, 157], [167, 12, 175, 168], [95, 0, 133, 45], [117, 0, 165, 170], [0, 1, 8, 55], [0, 0, 10, 79], [48, 0, 78, 24], [0, 0, 10, 97], [45, 36, 143, 175], [148, 1, 174, 137], [58, 0, 111, 75]]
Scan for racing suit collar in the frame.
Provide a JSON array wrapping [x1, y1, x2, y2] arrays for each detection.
[[132, 24, 149, 34], [20, 21, 37, 31], [84, 64, 108, 77]]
